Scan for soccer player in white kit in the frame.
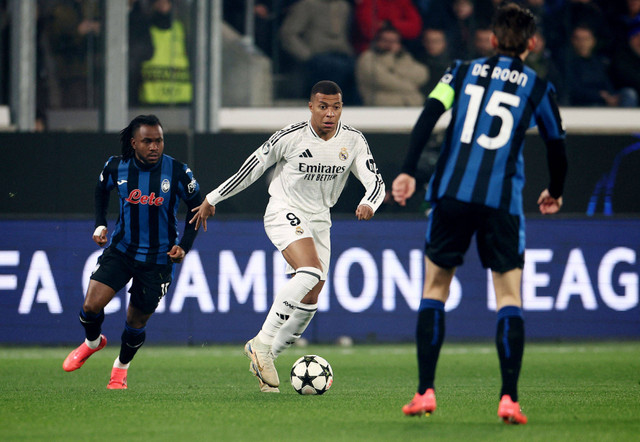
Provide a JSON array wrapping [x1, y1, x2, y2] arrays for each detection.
[[191, 81, 385, 392]]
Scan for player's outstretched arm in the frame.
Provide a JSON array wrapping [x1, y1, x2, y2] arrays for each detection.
[[537, 189, 563, 214], [355, 204, 374, 221], [190, 199, 216, 232], [392, 173, 416, 206]]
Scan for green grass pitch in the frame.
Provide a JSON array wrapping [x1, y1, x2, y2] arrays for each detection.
[[1, 342, 639, 441]]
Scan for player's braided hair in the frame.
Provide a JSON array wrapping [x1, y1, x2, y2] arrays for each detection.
[[492, 2, 536, 57], [119, 114, 163, 160], [310, 80, 343, 100]]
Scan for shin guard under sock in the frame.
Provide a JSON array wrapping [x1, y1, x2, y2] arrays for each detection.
[[257, 267, 322, 345], [496, 306, 525, 402], [79, 309, 105, 342], [416, 299, 445, 394], [119, 323, 146, 364], [271, 303, 318, 357]]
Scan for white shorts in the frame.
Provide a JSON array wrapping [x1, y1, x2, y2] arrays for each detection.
[[263, 199, 331, 280]]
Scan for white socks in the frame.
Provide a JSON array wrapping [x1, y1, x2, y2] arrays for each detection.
[[85, 336, 102, 349], [271, 303, 317, 358], [113, 357, 130, 369], [257, 266, 322, 346]]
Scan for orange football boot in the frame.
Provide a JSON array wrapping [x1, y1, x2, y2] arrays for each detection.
[[402, 389, 437, 416], [62, 335, 107, 372], [107, 367, 128, 390], [498, 394, 528, 424]]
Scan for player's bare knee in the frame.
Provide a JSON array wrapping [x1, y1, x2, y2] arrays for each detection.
[[82, 299, 103, 315]]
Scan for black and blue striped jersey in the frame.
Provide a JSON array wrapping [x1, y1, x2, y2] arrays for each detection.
[[416, 55, 566, 216], [95, 154, 201, 264]]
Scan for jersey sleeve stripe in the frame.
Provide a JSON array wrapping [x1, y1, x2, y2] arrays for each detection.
[[219, 155, 260, 196], [367, 177, 383, 203], [269, 121, 307, 145]]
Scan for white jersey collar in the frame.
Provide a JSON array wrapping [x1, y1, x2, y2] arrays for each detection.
[[308, 120, 342, 141]]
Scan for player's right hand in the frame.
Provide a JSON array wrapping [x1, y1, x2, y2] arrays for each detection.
[[190, 199, 216, 232], [392, 173, 416, 206], [92, 226, 108, 247]]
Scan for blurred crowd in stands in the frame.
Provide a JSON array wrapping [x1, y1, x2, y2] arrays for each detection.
[[264, 0, 640, 107], [1, 0, 639, 124]]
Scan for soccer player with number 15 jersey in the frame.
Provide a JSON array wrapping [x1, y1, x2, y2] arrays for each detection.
[[393, 3, 568, 423]]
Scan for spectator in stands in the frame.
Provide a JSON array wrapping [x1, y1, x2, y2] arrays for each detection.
[[425, 0, 477, 60], [279, 0, 359, 104], [356, 25, 428, 106], [128, 0, 153, 106], [610, 18, 640, 106], [413, 0, 436, 21], [42, 0, 102, 108], [136, 0, 192, 105], [544, 0, 611, 68], [565, 25, 635, 107], [353, 0, 423, 54], [224, 0, 291, 57], [471, 26, 495, 58], [606, 0, 640, 48], [415, 28, 452, 96], [525, 30, 564, 103]]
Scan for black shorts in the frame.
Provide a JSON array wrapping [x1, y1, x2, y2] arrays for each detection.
[[425, 198, 524, 272], [90, 246, 173, 314]]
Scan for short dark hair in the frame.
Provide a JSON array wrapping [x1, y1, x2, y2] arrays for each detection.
[[373, 23, 401, 42], [310, 81, 342, 100], [120, 114, 162, 159], [492, 2, 536, 56]]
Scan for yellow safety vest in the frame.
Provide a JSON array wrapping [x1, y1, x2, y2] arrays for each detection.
[[139, 21, 192, 104]]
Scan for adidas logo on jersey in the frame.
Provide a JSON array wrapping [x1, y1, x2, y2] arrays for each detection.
[[299, 149, 313, 158]]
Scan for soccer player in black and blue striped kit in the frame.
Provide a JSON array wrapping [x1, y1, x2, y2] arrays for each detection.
[[63, 115, 202, 389], [393, 3, 568, 423]]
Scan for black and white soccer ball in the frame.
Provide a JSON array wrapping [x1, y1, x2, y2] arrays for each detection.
[[290, 355, 333, 395]]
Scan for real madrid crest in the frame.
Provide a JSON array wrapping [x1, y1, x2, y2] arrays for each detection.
[[339, 147, 349, 161], [295, 226, 304, 235], [161, 179, 171, 193]]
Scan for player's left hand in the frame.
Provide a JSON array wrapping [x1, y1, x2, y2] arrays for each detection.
[[537, 188, 563, 214], [391, 173, 416, 206], [167, 245, 186, 263], [355, 204, 374, 221]]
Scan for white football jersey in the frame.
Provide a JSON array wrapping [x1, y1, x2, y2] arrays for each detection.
[[206, 120, 385, 214]]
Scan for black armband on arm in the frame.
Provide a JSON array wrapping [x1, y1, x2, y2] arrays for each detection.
[[178, 192, 202, 254], [401, 98, 446, 176], [94, 183, 110, 227], [546, 138, 568, 199]]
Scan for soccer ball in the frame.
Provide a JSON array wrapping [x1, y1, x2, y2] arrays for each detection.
[[290, 355, 333, 395]]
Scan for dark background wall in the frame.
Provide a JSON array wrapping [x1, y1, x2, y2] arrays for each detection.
[[2, 132, 639, 217]]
